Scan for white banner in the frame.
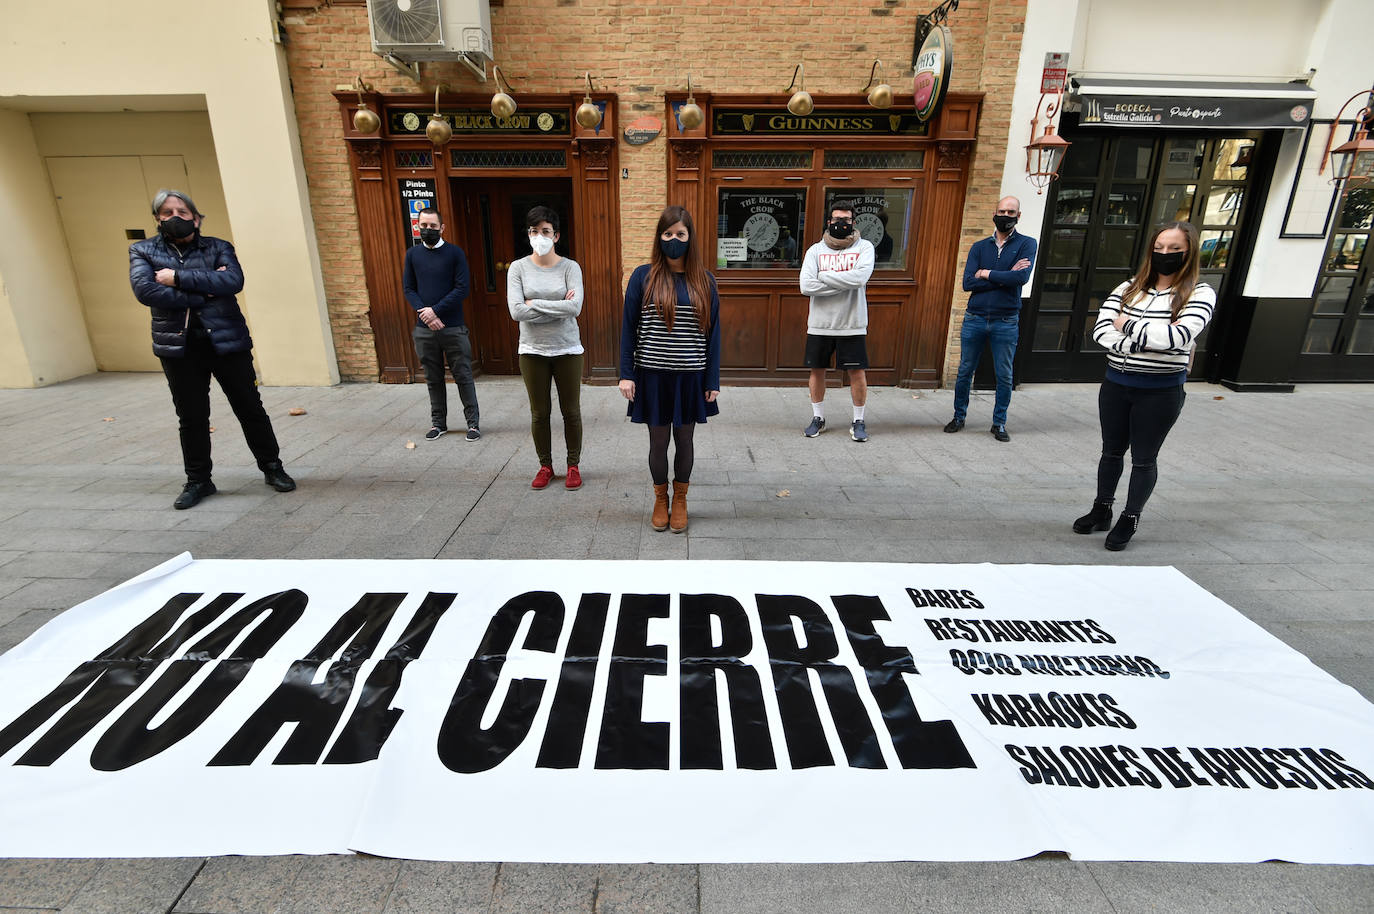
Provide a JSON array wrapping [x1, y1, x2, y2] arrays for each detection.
[[0, 556, 1371, 863]]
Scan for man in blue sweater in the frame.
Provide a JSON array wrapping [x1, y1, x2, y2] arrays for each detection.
[[944, 196, 1037, 442], [404, 206, 480, 440]]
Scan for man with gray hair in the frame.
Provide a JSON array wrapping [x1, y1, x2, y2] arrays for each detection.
[[129, 189, 296, 509]]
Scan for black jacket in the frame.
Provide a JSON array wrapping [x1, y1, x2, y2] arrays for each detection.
[[129, 233, 253, 358]]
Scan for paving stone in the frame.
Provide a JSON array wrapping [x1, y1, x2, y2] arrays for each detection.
[[381, 861, 497, 914], [1084, 861, 1322, 914], [699, 863, 913, 914], [60, 858, 203, 914], [593, 864, 697, 914], [0, 858, 102, 908], [489, 862, 597, 914], [269, 855, 401, 914], [172, 856, 305, 913]]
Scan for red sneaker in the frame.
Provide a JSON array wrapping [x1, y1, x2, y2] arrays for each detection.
[[565, 465, 582, 490], [531, 465, 555, 489]]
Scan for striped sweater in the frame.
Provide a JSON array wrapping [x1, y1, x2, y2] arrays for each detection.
[[1093, 280, 1216, 382], [618, 264, 722, 389]]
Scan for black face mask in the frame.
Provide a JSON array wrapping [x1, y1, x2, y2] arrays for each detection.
[[419, 227, 442, 246], [158, 216, 197, 240], [993, 214, 1018, 234], [660, 237, 689, 260], [1151, 250, 1187, 276], [828, 220, 854, 239]]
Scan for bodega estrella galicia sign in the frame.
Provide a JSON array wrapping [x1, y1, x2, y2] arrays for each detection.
[[1, 557, 1372, 862]]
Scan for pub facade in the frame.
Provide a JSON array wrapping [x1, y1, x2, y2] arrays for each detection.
[[287, 0, 1023, 388]]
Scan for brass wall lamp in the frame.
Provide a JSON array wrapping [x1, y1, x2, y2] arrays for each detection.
[[490, 65, 517, 119], [677, 75, 704, 130], [351, 76, 381, 134], [1320, 88, 1374, 189], [576, 73, 603, 129], [862, 60, 894, 109], [426, 85, 452, 146], [1025, 86, 1071, 193], [785, 63, 813, 116]]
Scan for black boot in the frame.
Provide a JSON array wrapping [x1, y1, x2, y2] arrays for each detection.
[[1073, 500, 1113, 534], [262, 461, 297, 492], [174, 480, 216, 510], [1104, 513, 1139, 551]]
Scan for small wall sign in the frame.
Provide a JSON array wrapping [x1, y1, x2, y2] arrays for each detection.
[[624, 116, 663, 146]]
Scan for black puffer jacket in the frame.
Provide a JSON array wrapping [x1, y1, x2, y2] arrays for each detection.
[[129, 234, 253, 358]]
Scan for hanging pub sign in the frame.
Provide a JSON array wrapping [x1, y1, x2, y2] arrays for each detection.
[[389, 108, 571, 136], [912, 24, 953, 123], [713, 109, 930, 137], [398, 178, 437, 248]]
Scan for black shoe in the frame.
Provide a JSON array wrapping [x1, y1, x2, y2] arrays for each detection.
[[943, 418, 964, 433], [803, 417, 825, 437], [174, 480, 216, 510], [465, 424, 481, 441], [991, 425, 1010, 442], [424, 426, 447, 440], [262, 461, 297, 492], [1105, 513, 1139, 551], [1073, 501, 1113, 534]]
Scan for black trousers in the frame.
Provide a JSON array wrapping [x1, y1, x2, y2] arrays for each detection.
[[1095, 380, 1186, 515], [413, 325, 480, 430], [160, 334, 280, 483]]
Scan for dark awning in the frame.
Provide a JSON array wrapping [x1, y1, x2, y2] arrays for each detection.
[[1072, 78, 1316, 130]]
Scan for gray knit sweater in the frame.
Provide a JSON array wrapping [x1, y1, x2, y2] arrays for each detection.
[[506, 256, 585, 357]]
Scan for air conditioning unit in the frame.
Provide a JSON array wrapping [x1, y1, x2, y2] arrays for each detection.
[[367, 0, 493, 68]]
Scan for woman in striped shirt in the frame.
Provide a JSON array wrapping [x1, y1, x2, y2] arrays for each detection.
[[1074, 221, 1216, 551], [618, 206, 722, 533]]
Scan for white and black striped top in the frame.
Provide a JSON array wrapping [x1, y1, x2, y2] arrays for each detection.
[[634, 299, 707, 371], [1094, 280, 1216, 376]]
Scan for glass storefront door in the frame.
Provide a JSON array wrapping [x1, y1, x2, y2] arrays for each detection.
[[1295, 185, 1374, 380], [1021, 127, 1259, 382]]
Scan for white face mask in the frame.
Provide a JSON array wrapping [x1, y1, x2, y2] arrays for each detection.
[[530, 234, 555, 256]]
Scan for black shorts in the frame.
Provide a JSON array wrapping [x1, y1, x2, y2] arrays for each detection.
[[804, 334, 868, 370]]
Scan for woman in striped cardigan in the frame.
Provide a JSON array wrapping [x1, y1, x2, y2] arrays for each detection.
[[1074, 221, 1216, 551], [618, 206, 722, 533]]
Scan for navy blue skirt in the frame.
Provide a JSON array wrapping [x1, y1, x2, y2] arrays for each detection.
[[628, 368, 720, 426]]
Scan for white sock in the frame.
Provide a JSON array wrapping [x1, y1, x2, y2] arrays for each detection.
[[853, 404, 865, 421], [811, 401, 824, 419]]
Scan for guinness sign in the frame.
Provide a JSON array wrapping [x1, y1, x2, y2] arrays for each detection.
[[713, 109, 929, 136]]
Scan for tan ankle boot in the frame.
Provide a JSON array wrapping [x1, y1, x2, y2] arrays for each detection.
[[670, 480, 689, 533], [651, 483, 670, 531]]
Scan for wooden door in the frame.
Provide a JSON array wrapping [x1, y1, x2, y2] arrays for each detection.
[[46, 154, 189, 371], [452, 178, 574, 375]]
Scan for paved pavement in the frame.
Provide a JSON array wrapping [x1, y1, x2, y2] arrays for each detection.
[[0, 373, 1371, 913]]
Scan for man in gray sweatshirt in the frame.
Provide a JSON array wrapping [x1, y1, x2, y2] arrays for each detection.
[[799, 200, 876, 441]]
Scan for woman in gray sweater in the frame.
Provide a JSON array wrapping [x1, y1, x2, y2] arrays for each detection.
[[507, 206, 586, 489]]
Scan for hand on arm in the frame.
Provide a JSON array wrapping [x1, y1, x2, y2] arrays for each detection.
[[129, 248, 206, 309], [174, 248, 245, 296]]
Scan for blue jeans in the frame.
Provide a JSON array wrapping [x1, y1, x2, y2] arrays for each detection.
[[951, 313, 1018, 427]]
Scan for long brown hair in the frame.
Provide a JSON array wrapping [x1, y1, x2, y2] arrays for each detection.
[[1121, 221, 1201, 319], [645, 205, 714, 331]]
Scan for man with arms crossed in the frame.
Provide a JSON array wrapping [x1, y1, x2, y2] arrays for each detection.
[[944, 195, 1037, 442], [799, 200, 876, 442]]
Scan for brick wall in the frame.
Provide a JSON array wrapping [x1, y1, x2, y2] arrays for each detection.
[[280, 0, 1026, 382]]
